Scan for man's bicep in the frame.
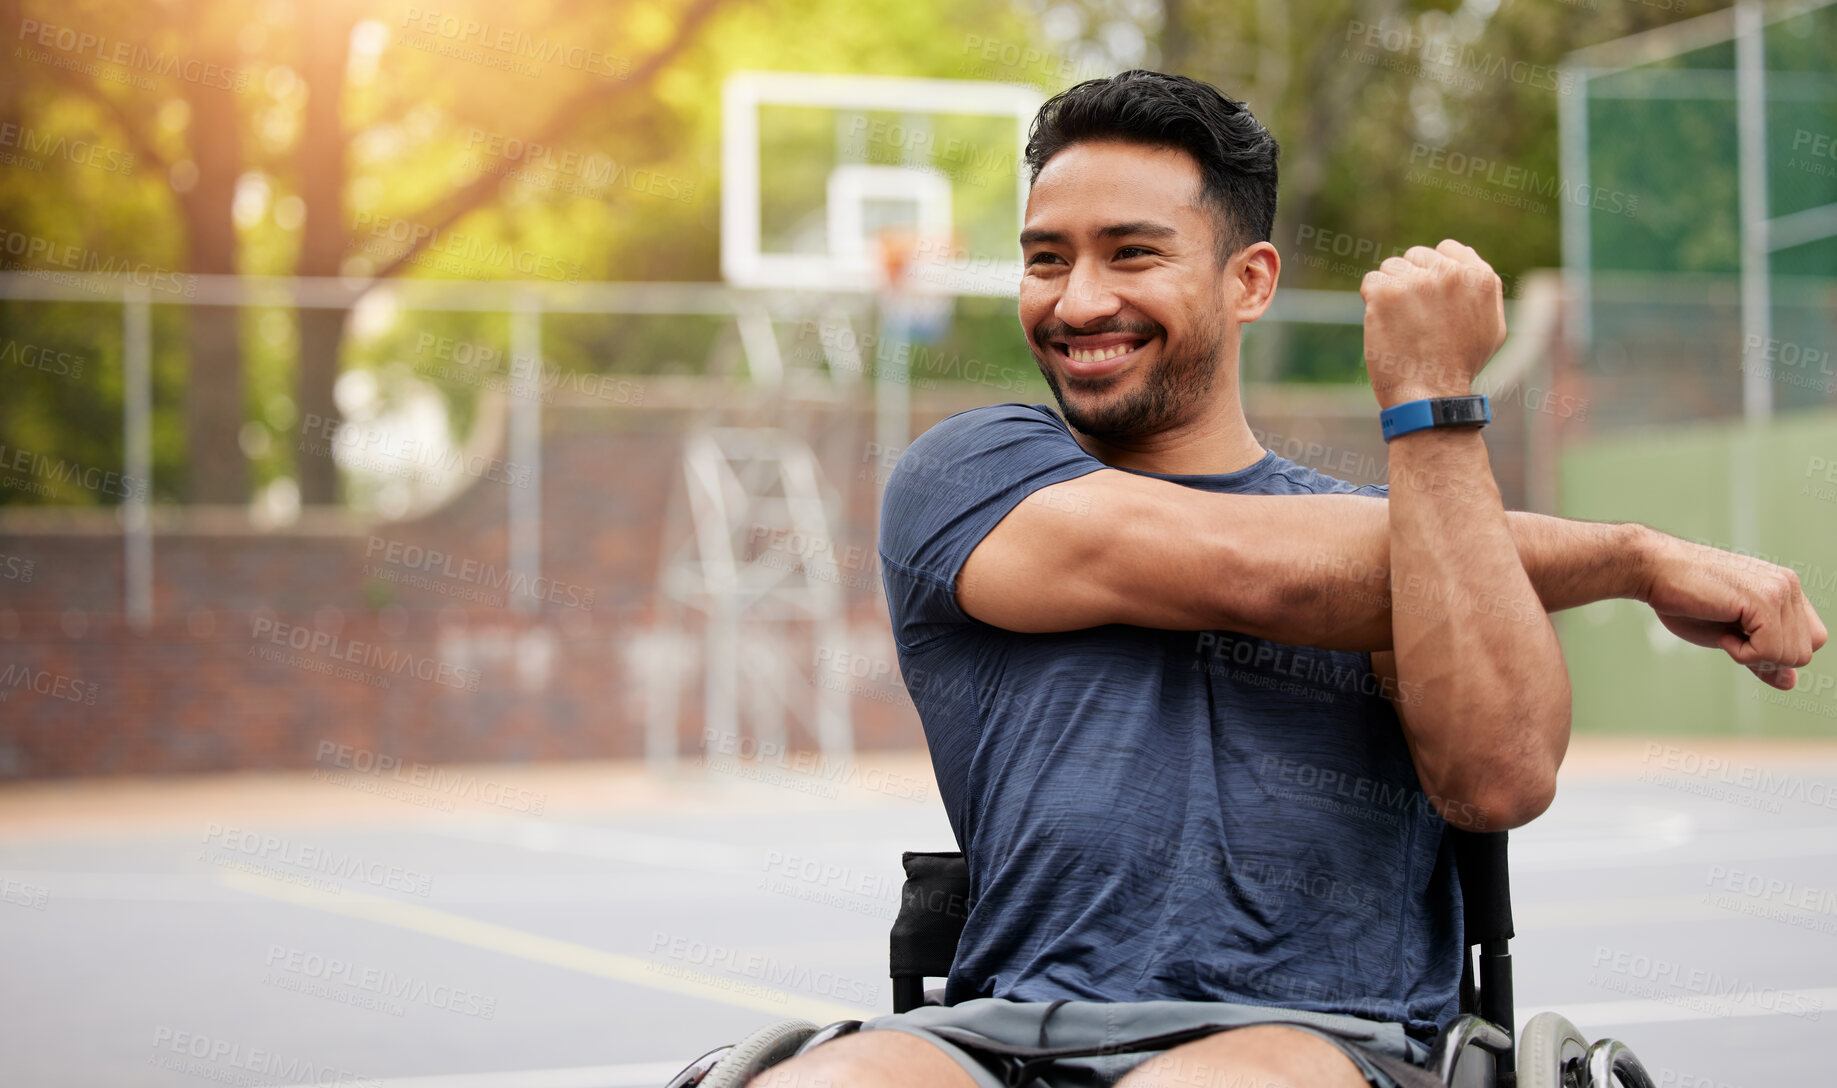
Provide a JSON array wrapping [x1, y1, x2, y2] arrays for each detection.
[[955, 469, 1265, 633]]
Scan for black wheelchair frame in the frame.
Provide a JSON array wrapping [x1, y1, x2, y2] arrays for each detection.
[[670, 829, 1658, 1088]]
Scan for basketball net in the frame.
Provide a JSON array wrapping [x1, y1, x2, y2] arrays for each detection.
[[875, 226, 956, 345]]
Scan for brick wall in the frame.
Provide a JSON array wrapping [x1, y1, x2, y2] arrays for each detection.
[[0, 385, 1528, 779]]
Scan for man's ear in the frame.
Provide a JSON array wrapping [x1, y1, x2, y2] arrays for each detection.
[[1232, 241, 1281, 324]]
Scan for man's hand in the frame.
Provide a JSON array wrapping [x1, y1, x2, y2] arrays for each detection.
[[1360, 240, 1508, 407], [1634, 532, 1829, 689]]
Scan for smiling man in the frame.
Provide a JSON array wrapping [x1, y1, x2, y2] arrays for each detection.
[[754, 70, 1824, 1088]]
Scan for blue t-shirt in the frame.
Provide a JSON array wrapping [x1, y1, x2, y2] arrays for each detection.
[[877, 403, 1463, 1040]]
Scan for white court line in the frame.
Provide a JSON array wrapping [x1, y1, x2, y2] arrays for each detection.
[[431, 821, 757, 873], [1528, 986, 1837, 1032], [261, 1060, 689, 1088], [214, 869, 872, 1025]]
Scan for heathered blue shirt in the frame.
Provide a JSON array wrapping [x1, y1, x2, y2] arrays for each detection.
[[877, 403, 1463, 1041]]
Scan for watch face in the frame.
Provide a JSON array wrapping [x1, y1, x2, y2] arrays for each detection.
[[1432, 396, 1490, 427]]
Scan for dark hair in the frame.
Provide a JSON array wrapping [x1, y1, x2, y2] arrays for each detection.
[[1023, 70, 1279, 265]]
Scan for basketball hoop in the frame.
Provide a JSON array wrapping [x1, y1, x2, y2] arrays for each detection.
[[876, 226, 956, 345]]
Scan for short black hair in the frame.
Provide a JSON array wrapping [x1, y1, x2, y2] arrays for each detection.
[[1023, 70, 1279, 265]]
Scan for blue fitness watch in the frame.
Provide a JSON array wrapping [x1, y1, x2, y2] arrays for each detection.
[[1380, 395, 1491, 442]]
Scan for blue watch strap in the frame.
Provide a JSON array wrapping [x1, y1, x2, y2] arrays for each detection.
[[1380, 395, 1490, 442]]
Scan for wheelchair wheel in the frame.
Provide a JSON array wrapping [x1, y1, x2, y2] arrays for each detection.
[[1517, 1011, 1590, 1088], [696, 1017, 819, 1088]]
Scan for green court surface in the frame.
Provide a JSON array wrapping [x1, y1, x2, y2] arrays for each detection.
[[1558, 408, 1837, 736]]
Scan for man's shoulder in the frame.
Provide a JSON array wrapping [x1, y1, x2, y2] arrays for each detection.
[[889, 402, 1084, 492], [903, 402, 1067, 458], [1257, 453, 1389, 500]]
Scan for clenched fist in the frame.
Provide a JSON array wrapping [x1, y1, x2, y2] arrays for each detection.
[[1636, 534, 1829, 690], [1361, 240, 1508, 409]]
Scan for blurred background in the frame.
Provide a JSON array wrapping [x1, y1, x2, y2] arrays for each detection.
[[1, 0, 1835, 1084]]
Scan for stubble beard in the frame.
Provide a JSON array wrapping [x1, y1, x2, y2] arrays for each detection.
[[1034, 311, 1227, 443]]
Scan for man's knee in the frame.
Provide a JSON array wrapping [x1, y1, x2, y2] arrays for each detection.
[[1115, 1024, 1369, 1088], [749, 1028, 978, 1088]]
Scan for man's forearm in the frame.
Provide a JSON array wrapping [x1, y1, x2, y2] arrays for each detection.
[[1259, 496, 1648, 651], [1385, 428, 1570, 830], [1508, 510, 1650, 614]]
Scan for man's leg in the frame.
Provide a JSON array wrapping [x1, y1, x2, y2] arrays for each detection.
[[1115, 1025, 1370, 1088], [750, 1028, 982, 1088]]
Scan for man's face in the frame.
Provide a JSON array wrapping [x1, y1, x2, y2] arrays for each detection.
[[1018, 140, 1238, 443]]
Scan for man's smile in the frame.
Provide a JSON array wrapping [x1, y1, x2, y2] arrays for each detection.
[[1047, 333, 1155, 379]]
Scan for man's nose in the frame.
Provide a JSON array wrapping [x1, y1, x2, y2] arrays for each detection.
[[1055, 260, 1121, 328]]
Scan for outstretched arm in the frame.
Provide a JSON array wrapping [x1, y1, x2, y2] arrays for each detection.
[[957, 478, 1812, 671]]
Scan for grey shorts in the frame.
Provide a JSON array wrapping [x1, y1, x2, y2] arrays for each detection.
[[857, 997, 1436, 1088]]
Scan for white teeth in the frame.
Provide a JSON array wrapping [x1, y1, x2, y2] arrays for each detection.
[[1067, 343, 1135, 363]]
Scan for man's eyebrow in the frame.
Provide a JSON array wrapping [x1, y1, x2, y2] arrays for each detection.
[[1018, 222, 1180, 246]]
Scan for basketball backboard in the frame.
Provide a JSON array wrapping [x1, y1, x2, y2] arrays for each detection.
[[720, 70, 1044, 297]]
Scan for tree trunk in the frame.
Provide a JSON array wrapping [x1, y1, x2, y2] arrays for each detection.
[[295, 8, 357, 506], [179, 42, 246, 504]]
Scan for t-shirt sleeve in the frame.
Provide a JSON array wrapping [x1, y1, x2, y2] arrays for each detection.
[[877, 404, 1105, 651]]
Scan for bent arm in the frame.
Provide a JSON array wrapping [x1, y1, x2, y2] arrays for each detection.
[[956, 467, 1648, 650], [1385, 425, 1568, 832]]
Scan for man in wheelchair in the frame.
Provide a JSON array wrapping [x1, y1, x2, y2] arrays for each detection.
[[720, 71, 1825, 1088]]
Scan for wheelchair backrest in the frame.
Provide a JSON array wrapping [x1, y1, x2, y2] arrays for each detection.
[[889, 830, 1515, 1009]]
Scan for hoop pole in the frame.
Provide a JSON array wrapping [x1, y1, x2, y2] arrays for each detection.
[[123, 286, 152, 632]]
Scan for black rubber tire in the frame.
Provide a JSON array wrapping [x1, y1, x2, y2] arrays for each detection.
[[697, 1018, 820, 1088], [1517, 1011, 1591, 1088]]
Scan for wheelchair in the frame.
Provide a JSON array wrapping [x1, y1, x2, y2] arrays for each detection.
[[668, 830, 1657, 1088]]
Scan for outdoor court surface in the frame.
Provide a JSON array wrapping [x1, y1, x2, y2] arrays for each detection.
[[2, 738, 1836, 1087]]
